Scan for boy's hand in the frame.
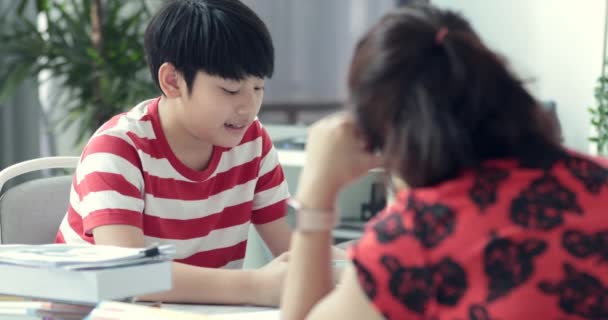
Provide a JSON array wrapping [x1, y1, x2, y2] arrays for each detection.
[[249, 252, 289, 306], [296, 112, 382, 210]]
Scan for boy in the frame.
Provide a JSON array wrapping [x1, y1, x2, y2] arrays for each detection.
[[56, 0, 291, 306]]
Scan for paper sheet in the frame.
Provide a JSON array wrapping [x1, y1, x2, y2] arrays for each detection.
[[207, 309, 280, 320]]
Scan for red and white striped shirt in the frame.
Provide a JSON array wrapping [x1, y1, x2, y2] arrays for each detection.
[[56, 98, 289, 269]]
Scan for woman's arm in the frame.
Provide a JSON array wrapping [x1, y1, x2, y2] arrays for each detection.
[[281, 113, 382, 319], [281, 229, 334, 320]]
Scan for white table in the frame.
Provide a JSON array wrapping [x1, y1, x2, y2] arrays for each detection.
[[162, 303, 280, 319], [162, 303, 274, 315]]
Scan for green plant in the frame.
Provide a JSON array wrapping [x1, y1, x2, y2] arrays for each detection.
[[589, 72, 608, 155], [0, 0, 158, 145], [589, 4, 608, 156]]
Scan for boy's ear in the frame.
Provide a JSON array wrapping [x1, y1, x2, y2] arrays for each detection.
[[158, 62, 182, 98]]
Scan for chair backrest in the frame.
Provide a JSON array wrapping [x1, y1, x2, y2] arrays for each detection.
[[0, 157, 79, 244]]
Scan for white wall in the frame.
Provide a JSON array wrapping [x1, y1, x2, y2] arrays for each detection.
[[433, 0, 606, 152]]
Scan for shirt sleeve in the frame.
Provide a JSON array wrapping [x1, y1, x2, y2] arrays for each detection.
[[348, 195, 433, 320], [251, 125, 289, 224], [74, 133, 145, 235]]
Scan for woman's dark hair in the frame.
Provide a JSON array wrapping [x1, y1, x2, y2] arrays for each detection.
[[144, 0, 274, 94], [348, 5, 561, 188]]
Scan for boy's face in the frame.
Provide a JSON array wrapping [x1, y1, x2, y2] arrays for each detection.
[[176, 72, 265, 148]]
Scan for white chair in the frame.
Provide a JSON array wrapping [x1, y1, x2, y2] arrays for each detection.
[[0, 156, 79, 244]]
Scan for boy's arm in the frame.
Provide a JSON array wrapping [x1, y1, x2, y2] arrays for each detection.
[[93, 225, 285, 306], [254, 216, 292, 257], [252, 125, 293, 257]]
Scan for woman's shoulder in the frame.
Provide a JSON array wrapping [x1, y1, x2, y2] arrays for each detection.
[[550, 149, 608, 195]]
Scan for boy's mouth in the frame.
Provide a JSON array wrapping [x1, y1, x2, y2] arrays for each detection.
[[224, 121, 247, 129]]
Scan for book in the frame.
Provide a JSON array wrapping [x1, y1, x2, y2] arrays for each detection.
[[0, 244, 175, 269], [0, 295, 25, 301], [0, 301, 94, 319], [0, 244, 174, 305]]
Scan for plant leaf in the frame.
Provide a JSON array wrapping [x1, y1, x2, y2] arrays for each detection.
[[0, 63, 33, 104]]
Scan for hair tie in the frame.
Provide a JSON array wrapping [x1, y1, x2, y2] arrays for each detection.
[[435, 27, 449, 45]]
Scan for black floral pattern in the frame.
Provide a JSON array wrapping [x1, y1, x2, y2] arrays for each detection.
[[564, 156, 608, 194], [469, 166, 509, 212], [353, 258, 378, 300], [539, 263, 608, 319], [373, 214, 408, 244], [510, 174, 583, 230], [373, 196, 456, 248], [381, 255, 467, 314], [408, 195, 456, 248], [484, 235, 547, 301], [562, 229, 608, 264]]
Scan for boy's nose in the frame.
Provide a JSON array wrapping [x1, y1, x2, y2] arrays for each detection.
[[236, 92, 259, 115]]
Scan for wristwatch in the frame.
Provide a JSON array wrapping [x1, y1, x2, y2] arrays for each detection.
[[287, 198, 338, 232]]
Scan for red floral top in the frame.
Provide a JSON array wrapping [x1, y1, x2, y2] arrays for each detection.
[[350, 150, 608, 319]]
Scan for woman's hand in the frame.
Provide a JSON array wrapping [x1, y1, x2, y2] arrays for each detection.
[[296, 113, 382, 210]]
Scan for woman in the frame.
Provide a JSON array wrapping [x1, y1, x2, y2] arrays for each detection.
[[281, 4, 608, 320]]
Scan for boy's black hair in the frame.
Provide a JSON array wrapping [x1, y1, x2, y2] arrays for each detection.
[[144, 0, 274, 94]]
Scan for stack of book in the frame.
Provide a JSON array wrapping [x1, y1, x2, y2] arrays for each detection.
[[0, 244, 175, 305], [0, 300, 94, 319]]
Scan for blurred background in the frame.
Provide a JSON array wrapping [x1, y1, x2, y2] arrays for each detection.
[[1, 0, 607, 164], [1, 0, 607, 267]]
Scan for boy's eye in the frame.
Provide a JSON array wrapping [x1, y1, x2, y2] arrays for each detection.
[[254, 86, 265, 91], [222, 87, 239, 95]]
